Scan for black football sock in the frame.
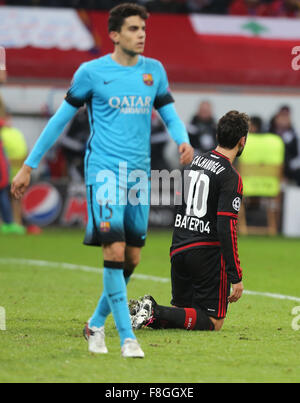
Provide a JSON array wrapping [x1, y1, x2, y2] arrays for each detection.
[[148, 306, 215, 331]]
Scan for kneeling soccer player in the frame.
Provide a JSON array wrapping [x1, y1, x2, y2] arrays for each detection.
[[130, 111, 248, 332]]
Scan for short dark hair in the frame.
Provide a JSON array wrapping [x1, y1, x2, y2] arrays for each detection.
[[108, 3, 149, 33], [217, 110, 250, 149], [250, 116, 263, 133]]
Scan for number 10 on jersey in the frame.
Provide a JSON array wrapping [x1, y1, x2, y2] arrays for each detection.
[[186, 170, 210, 219]]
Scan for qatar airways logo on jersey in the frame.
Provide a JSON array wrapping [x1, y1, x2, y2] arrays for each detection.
[[109, 96, 152, 114]]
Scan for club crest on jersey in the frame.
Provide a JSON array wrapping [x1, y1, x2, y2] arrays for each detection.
[[100, 222, 111, 233], [143, 74, 154, 86]]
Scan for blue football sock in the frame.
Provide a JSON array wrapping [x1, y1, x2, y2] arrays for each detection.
[[89, 293, 110, 329], [103, 267, 135, 345], [89, 274, 131, 329]]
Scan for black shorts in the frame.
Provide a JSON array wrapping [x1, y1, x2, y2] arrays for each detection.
[[171, 247, 231, 319]]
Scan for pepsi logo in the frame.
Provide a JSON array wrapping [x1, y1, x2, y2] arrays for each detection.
[[22, 183, 62, 227]]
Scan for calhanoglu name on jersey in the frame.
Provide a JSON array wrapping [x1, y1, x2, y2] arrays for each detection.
[[174, 213, 211, 234], [192, 155, 226, 175]]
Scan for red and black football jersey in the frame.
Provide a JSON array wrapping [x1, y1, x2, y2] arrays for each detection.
[[171, 149, 243, 284]]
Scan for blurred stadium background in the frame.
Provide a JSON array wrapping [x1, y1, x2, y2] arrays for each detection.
[[1, 0, 300, 236]]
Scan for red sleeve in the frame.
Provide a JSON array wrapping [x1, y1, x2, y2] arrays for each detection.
[[217, 171, 243, 284]]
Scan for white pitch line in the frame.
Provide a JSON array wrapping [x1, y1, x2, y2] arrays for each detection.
[[243, 290, 300, 303], [0, 258, 300, 303], [0, 258, 170, 283]]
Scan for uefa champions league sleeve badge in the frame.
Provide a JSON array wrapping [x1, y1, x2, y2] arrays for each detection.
[[232, 197, 242, 212]]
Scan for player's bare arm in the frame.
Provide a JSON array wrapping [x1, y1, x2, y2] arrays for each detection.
[[179, 142, 194, 165], [11, 100, 78, 200], [11, 164, 32, 200], [228, 281, 244, 303]]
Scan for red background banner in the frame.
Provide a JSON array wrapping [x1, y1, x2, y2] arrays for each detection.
[[6, 11, 300, 87]]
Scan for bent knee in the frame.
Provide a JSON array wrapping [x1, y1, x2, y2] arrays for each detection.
[[125, 256, 140, 271], [103, 242, 126, 263], [125, 247, 141, 270]]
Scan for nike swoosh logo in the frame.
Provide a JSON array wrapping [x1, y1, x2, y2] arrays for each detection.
[[104, 80, 115, 85], [108, 292, 121, 298]]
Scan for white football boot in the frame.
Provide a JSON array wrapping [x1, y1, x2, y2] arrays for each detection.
[[129, 298, 142, 327], [83, 323, 108, 354], [121, 338, 145, 358], [131, 295, 156, 330]]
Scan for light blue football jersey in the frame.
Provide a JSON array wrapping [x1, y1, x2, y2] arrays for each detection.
[[65, 54, 174, 185]]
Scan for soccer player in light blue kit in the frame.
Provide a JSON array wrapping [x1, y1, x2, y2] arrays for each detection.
[[11, 3, 194, 358]]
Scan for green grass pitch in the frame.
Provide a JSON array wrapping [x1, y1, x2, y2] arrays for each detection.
[[0, 229, 300, 383]]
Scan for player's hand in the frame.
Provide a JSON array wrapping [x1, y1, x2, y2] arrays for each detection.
[[11, 164, 32, 200], [179, 143, 194, 166], [228, 281, 244, 303]]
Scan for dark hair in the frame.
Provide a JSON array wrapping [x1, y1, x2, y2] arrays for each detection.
[[250, 116, 263, 133], [217, 110, 250, 149], [108, 3, 149, 33]]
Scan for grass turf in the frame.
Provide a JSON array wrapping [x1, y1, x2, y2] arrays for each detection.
[[0, 229, 300, 383]]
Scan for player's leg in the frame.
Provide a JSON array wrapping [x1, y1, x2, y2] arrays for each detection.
[[122, 194, 149, 301], [167, 248, 227, 331], [0, 186, 13, 224], [124, 176, 150, 252], [87, 247, 140, 330], [89, 264, 132, 331], [84, 185, 143, 357], [92, 247, 141, 333], [88, 242, 126, 328], [131, 252, 213, 330], [187, 248, 229, 331], [131, 249, 222, 331], [131, 252, 197, 330], [124, 245, 142, 278], [0, 186, 25, 234], [165, 249, 215, 330], [123, 198, 149, 282], [92, 204, 146, 327], [171, 252, 194, 308], [102, 242, 144, 357], [131, 295, 215, 331], [102, 242, 135, 342], [83, 185, 116, 353]]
